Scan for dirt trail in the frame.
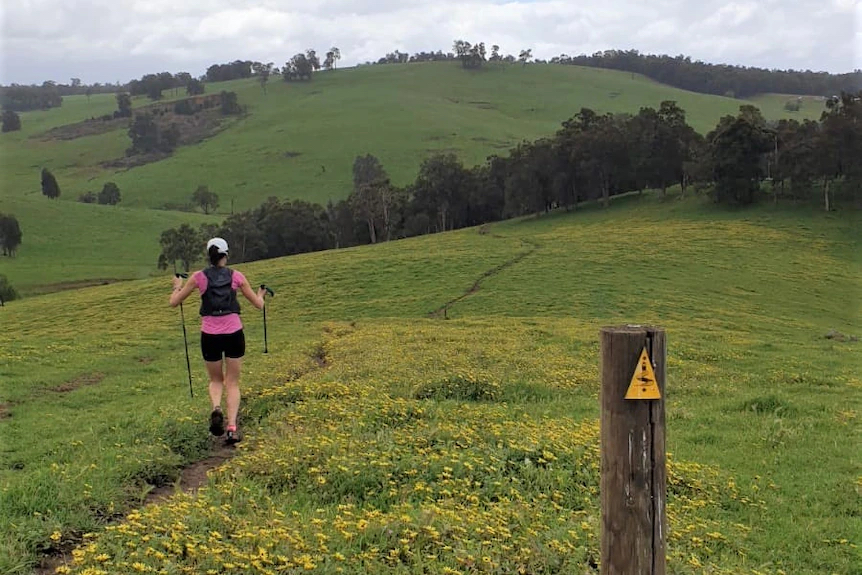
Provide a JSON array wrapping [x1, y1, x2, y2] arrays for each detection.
[[429, 234, 539, 318], [51, 372, 105, 393], [35, 438, 239, 575], [144, 441, 237, 505], [35, 327, 347, 575]]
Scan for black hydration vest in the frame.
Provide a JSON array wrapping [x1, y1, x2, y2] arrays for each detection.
[[199, 267, 241, 317]]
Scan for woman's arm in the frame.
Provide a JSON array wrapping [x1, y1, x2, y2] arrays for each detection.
[[239, 278, 266, 310], [169, 273, 199, 307]]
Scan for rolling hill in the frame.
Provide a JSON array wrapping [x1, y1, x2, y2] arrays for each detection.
[[0, 194, 858, 574], [0, 62, 827, 293]]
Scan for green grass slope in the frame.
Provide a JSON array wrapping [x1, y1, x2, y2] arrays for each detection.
[[746, 93, 828, 120], [0, 195, 859, 574], [0, 196, 216, 293], [0, 63, 828, 293]]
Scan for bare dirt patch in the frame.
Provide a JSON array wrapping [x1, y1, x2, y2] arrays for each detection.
[[34, 116, 130, 141], [825, 330, 858, 342], [0, 403, 10, 419], [36, 545, 77, 575], [309, 342, 330, 368], [101, 110, 236, 170], [161, 110, 233, 147], [145, 441, 236, 505], [100, 151, 171, 170], [51, 372, 105, 393]]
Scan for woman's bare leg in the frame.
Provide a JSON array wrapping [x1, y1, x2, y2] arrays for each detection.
[[224, 357, 243, 428], [205, 360, 224, 410]]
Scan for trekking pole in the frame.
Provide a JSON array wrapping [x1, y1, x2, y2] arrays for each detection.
[[175, 270, 194, 398], [261, 284, 275, 354]]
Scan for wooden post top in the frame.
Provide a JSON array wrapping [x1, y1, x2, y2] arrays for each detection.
[[601, 325, 665, 333]]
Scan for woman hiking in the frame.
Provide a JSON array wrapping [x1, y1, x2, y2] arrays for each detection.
[[170, 237, 267, 445]]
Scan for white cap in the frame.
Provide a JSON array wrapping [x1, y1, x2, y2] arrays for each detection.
[[206, 237, 229, 254]]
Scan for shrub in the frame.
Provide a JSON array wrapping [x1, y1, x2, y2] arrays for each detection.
[[174, 100, 195, 116], [98, 182, 121, 205], [1, 110, 22, 132], [0, 274, 18, 302]]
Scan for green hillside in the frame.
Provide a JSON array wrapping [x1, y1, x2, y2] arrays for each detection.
[[1, 195, 859, 574], [0, 63, 826, 293]]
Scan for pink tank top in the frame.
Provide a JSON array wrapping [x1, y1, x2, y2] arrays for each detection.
[[194, 269, 247, 334]]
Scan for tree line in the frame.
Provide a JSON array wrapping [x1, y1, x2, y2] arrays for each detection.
[[158, 93, 862, 271], [0, 79, 123, 111], [0, 83, 63, 111], [204, 49, 342, 86], [0, 67, 213, 112], [5, 44, 859, 113], [128, 72, 198, 100], [550, 50, 861, 99], [366, 44, 860, 97], [370, 42, 531, 68]]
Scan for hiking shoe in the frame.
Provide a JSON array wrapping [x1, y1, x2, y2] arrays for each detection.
[[209, 408, 225, 436], [225, 429, 242, 446]]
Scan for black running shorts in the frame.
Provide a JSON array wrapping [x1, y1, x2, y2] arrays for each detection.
[[201, 329, 246, 362]]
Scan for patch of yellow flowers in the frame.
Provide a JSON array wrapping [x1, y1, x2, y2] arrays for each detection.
[[59, 320, 768, 574]]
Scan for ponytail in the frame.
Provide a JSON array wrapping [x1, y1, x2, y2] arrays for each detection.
[[208, 245, 225, 267]]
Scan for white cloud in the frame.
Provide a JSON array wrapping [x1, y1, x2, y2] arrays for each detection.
[[702, 2, 758, 28], [0, 0, 857, 84], [833, 0, 857, 11], [857, 2, 862, 69]]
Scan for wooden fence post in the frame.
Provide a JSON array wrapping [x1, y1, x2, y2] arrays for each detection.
[[600, 325, 667, 574]]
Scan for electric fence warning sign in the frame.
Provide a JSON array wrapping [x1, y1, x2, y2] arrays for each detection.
[[625, 347, 661, 400]]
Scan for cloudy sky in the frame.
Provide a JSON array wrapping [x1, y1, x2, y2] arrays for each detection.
[[1, 0, 860, 85]]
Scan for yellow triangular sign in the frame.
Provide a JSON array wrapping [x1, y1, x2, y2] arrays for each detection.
[[625, 347, 661, 400]]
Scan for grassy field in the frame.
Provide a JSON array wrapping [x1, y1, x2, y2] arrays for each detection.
[[0, 194, 859, 574], [746, 93, 829, 120], [0, 62, 826, 293], [0, 196, 216, 294]]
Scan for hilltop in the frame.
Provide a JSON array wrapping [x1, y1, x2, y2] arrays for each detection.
[[0, 62, 828, 293]]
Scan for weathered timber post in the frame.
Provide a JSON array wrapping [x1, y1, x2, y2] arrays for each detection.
[[600, 325, 667, 575]]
